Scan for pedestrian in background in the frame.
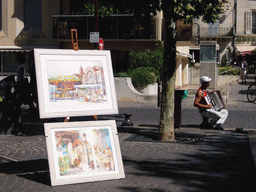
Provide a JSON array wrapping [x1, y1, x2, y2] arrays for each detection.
[[240, 57, 248, 83], [16, 53, 35, 110]]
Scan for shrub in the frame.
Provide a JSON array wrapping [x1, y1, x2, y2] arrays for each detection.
[[129, 48, 163, 73], [129, 67, 159, 91], [129, 49, 151, 69], [218, 66, 240, 75], [248, 64, 255, 74], [114, 72, 128, 77]]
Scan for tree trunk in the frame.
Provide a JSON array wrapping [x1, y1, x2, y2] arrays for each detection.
[[159, 15, 177, 141]]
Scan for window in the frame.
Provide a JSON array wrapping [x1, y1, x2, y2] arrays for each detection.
[[252, 11, 256, 34], [246, 10, 256, 34], [208, 21, 219, 36], [246, 10, 252, 34], [24, 0, 42, 30]]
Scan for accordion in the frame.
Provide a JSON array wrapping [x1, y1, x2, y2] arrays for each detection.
[[204, 90, 225, 111]]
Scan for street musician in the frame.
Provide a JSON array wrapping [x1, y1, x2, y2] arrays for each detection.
[[194, 76, 228, 130]]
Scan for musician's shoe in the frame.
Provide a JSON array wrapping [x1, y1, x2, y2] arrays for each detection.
[[215, 124, 224, 130], [199, 122, 214, 129]]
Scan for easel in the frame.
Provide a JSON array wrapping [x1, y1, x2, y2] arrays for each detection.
[[67, 29, 98, 122]]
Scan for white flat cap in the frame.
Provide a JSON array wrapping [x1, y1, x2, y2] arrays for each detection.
[[200, 76, 212, 82]]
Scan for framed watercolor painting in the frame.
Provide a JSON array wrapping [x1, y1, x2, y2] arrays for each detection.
[[34, 49, 118, 118], [44, 120, 125, 186]]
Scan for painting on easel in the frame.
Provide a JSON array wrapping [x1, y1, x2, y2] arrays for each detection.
[[34, 49, 118, 118], [47, 62, 106, 104], [44, 120, 125, 186]]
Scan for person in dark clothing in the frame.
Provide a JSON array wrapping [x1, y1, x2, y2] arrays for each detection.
[[16, 53, 35, 110]]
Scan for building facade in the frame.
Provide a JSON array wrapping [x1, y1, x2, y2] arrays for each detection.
[[235, 0, 256, 64], [0, 0, 165, 77], [187, 0, 256, 67], [0, 0, 208, 89], [0, 0, 59, 76], [187, 0, 236, 66]]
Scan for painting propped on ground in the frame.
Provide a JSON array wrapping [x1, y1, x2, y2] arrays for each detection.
[[44, 120, 125, 186]]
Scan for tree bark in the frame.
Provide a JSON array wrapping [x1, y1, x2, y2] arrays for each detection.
[[159, 15, 177, 141]]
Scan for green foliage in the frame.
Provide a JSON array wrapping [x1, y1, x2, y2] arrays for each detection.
[[79, 0, 228, 29], [129, 67, 159, 91], [219, 66, 240, 75], [82, 2, 115, 17], [251, 49, 256, 55], [160, 0, 228, 24], [78, 0, 134, 16], [248, 64, 255, 74], [114, 72, 128, 77], [79, 0, 228, 25], [129, 49, 163, 73]]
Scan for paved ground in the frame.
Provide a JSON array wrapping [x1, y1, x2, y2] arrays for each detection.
[[1, 76, 256, 191]]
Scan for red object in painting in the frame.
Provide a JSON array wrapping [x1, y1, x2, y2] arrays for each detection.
[[99, 38, 104, 50]]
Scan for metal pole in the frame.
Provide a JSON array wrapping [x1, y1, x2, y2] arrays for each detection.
[[157, 79, 161, 107], [94, 0, 98, 32], [94, 0, 98, 49]]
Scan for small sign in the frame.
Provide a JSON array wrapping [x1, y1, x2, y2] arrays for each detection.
[[90, 32, 99, 43], [99, 38, 104, 50]]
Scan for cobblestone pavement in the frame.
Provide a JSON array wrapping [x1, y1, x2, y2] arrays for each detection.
[[0, 125, 256, 192]]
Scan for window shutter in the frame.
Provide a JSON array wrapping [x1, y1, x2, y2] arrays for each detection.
[[246, 10, 252, 34]]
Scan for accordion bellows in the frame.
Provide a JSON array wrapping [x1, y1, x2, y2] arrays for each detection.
[[204, 90, 225, 111]]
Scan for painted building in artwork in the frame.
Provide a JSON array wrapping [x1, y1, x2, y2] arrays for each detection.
[[47, 65, 105, 103], [54, 128, 114, 175], [74, 65, 106, 103]]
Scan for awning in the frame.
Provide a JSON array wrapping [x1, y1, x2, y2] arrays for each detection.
[[0, 49, 31, 52], [236, 45, 256, 55], [0, 45, 58, 52], [0, 46, 30, 52], [176, 50, 192, 58]]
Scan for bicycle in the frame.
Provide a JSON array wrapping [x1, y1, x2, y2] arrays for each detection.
[[247, 83, 256, 102]]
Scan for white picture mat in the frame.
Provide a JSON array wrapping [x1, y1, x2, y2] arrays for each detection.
[[34, 49, 118, 118], [44, 120, 125, 186]]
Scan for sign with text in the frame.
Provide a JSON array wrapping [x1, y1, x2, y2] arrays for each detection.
[[90, 32, 99, 43]]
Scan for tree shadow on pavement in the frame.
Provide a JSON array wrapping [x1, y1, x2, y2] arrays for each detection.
[[180, 124, 200, 128], [21, 112, 125, 136], [0, 159, 51, 186], [119, 126, 206, 144], [120, 130, 256, 191]]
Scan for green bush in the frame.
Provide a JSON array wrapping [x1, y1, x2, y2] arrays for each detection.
[[129, 49, 163, 73], [129, 67, 159, 91], [114, 72, 128, 77], [248, 64, 255, 74], [218, 66, 240, 75]]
